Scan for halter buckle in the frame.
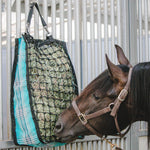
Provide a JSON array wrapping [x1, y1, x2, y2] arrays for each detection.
[[118, 89, 128, 102], [78, 113, 87, 125]]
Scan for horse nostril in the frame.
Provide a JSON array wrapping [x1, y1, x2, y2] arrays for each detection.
[[56, 124, 61, 130], [55, 121, 64, 134]]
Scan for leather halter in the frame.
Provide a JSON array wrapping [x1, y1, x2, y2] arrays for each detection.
[[72, 67, 132, 149]]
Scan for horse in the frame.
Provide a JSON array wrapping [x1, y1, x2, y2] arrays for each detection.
[[54, 45, 150, 149]]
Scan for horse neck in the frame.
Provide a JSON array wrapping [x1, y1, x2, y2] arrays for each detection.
[[127, 96, 148, 123]]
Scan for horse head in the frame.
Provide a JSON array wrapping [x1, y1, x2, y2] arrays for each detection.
[[54, 45, 146, 144]]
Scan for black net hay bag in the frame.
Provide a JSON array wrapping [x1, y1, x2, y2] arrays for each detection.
[[11, 2, 78, 147]]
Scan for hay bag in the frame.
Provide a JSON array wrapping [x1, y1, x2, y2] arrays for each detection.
[[11, 2, 78, 147]]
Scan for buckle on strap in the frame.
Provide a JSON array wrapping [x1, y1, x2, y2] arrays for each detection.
[[78, 113, 87, 125], [118, 89, 128, 102]]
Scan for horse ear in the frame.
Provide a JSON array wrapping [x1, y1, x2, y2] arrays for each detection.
[[115, 45, 132, 67], [105, 54, 124, 81]]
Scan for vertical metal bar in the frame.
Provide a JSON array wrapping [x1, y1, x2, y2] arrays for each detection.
[[67, 0, 72, 57], [25, 0, 29, 30], [16, 0, 21, 38], [144, 0, 149, 61], [138, 0, 143, 62], [121, 0, 129, 58], [111, 0, 115, 62], [104, 0, 108, 57], [52, 0, 56, 38], [98, 141, 101, 150], [43, 0, 48, 38], [87, 141, 92, 150], [93, 141, 97, 150], [90, 0, 95, 80], [83, 142, 87, 150], [121, 138, 124, 149], [34, 0, 39, 38], [77, 142, 81, 150], [97, 0, 102, 72], [0, 0, 2, 141], [117, 0, 121, 45], [75, 0, 81, 92], [6, 0, 12, 140], [72, 143, 77, 150], [82, 0, 88, 88], [60, 0, 64, 40], [129, 0, 137, 66], [67, 0, 72, 58]]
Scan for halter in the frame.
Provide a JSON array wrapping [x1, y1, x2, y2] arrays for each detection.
[[72, 68, 132, 150]]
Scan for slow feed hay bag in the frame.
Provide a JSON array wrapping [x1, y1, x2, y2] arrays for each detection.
[[11, 3, 78, 147]]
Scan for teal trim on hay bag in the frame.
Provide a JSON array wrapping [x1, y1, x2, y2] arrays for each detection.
[[11, 2, 78, 147]]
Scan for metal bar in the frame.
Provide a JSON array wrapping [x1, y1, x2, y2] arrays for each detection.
[[111, 0, 115, 62], [67, 0, 72, 57], [98, 141, 101, 150], [25, 0, 29, 31], [128, 0, 137, 66], [75, 0, 81, 92], [16, 0, 21, 38], [77, 142, 81, 150], [144, 0, 149, 61], [6, 0, 12, 140], [97, 0, 102, 72], [138, 0, 143, 62], [43, 0, 48, 38], [104, 0, 108, 57], [121, 0, 129, 59], [90, 0, 95, 80], [83, 142, 87, 150], [117, 0, 121, 45], [34, 0, 39, 38], [72, 143, 77, 150], [87, 141, 92, 150], [51, 0, 56, 38], [82, 0, 88, 88], [60, 0, 64, 40], [93, 141, 97, 150], [0, 0, 2, 141]]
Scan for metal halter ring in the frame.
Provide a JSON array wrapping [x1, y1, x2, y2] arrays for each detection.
[[108, 103, 114, 110], [78, 113, 87, 125]]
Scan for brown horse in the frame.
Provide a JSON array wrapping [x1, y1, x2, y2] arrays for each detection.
[[54, 45, 150, 147]]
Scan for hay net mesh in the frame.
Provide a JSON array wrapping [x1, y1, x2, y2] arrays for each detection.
[[24, 34, 78, 143]]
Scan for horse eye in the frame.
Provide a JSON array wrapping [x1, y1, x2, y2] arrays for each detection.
[[93, 94, 100, 100], [108, 94, 117, 99]]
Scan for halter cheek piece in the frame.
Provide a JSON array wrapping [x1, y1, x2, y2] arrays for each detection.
[[72, 68, 132, 150]]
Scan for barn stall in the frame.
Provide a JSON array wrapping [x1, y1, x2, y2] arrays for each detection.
[[0, 0, 150, 149]]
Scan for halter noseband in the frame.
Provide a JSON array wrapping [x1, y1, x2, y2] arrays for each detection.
[[72, 67, 132, 150]]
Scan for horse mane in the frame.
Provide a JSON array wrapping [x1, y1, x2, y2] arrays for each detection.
[[130, 62, 150, 144]]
